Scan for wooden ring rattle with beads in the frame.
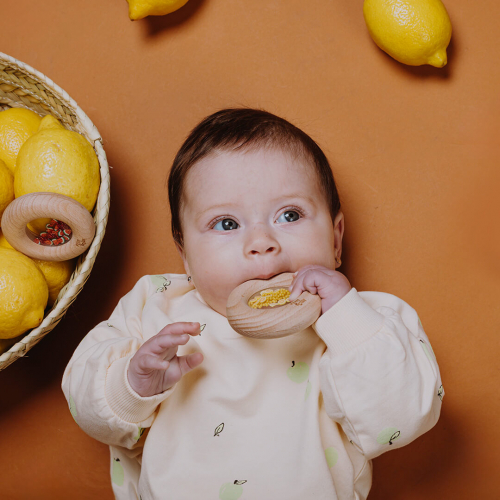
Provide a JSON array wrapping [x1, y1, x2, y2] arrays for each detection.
[[226, 272, 322, 339], [1, 192, 96, 262]]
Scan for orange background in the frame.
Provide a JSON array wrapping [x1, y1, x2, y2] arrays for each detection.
[[1, 0, 499, 498]]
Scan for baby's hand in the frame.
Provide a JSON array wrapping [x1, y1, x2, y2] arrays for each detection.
[[128, 322, 204, 397], [288, 265, 352, 315]]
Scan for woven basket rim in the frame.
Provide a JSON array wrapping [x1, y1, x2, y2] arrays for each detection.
[[0, 51, 111, 370]]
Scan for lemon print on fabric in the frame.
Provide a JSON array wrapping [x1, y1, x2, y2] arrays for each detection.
[[112, 458, 125, 486], [69, 395, 77, 422], [287, 361, 309, 384], [151, 275, 171, 293], [134, 427, 145, 442], [377, 427, 401, 445], [325, 447, 339, 468], [419, 339, 436, 363], [305, 380, 312, 400], [219, 480, 247, 500], [363, 0, 452, 67], [0, 107, 41, 174], [437, 384, 445, 401], [14, 114, 100, 233]]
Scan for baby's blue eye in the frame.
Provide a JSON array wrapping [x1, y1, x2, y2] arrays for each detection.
[[277, 210, 301, 223], [213, 218, 239, 231]]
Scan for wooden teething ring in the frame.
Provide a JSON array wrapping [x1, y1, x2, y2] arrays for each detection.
[[226, 272, 322, 339], [1, 192, 96, 262]]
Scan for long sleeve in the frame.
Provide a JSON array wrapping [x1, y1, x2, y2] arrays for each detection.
[[313, 287, 443, 460], [61, 275, 176, 451]]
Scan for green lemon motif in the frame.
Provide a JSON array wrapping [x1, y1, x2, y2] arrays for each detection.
[[287, 361, 309, 383], [151, 275, 171, 293], [69, 395, 77, 422], [305, 380, 312, 400], [419, 339, 436, 363], [219, 480, 247, 500], [377, 427, 401, 445], [325, 447, 339, 467], [112, 458, 124, 486], [134, 427, 145, 442]]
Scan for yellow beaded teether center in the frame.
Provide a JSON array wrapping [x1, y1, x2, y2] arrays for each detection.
[[247, 288, 291, 309]]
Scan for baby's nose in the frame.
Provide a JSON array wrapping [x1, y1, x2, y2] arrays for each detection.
[[245, 224, 280, 254]]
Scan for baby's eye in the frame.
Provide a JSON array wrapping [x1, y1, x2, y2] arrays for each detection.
[[212, 218, 239, 231], [276, 209, 301, 223]]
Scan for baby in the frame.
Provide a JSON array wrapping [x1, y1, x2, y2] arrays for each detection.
[[62, 108, 443, 500]]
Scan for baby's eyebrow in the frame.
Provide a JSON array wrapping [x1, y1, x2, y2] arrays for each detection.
[[195, 193, 315, 222]]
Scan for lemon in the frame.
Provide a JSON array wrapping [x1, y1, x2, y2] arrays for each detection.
[[363, 0, 452, 67], [0, 248, 48, 339], [32, 258, 75, 307], [0, 229, 13, 249], [127, 0, 189, 20], [14, 114, 100, 234], [0, 107, 42, 174], [0, 159, 14, 225]]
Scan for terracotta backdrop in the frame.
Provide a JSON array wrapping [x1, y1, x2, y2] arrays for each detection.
[[1, 0, 499, 498]]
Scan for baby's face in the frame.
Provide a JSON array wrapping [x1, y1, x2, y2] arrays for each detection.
[[176, 147, 344, 317]]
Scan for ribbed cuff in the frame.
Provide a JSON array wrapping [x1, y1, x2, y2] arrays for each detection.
[[312, 288, 385, 356], [105, 355, 175, 423]]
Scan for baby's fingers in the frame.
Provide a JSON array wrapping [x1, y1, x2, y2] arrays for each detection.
[[150, 333, 190, 356], [177, 352, 204, 376], [137, 353, 170, 373]]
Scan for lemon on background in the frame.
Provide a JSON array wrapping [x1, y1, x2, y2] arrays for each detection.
[[363, 0, 452, 67], [32, 258, 75, 307], [0, 159, 14, 224], [14, 114, 100, 234], [0, 107, 42, 174], [0, 248, 48, 339], [127, 0, 189, 20]]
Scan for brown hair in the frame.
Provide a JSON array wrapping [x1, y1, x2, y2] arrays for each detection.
[[167, 107, 342, 249]]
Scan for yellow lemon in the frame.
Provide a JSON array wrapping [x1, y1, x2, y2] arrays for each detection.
[[363, 0, 452, 67], [0, 229, 14, 249], [32, 258, 75, 307], [0, 248, 48, 339], [127, 0, 189, 20], [14, 114, 100, 234], [0, 107, 42, 174], [0, 159, 14, 225]]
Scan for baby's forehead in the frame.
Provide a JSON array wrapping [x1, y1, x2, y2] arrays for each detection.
[[187, 145, 317, 182]]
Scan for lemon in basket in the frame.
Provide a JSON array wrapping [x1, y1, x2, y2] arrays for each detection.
[[0, 108, 42, 174], [0, 248, 48, 339], [14, 115, 100, 234], [0, 159, 14, 224], [0, 229, 13, 249], [32, 258, 75, 307], [363, 0, 452, 67], [127, 0, 189, 20]]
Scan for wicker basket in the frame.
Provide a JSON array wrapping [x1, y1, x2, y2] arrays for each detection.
[[0, 52, 110, 371]]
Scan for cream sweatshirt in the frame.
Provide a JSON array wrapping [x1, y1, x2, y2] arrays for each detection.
[[61, 273, 443, 500]]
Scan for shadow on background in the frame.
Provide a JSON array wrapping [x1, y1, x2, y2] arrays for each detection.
[[370, 408, 461, 499], [140, 0, 208, 37], [0, 158, 127, 416]]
